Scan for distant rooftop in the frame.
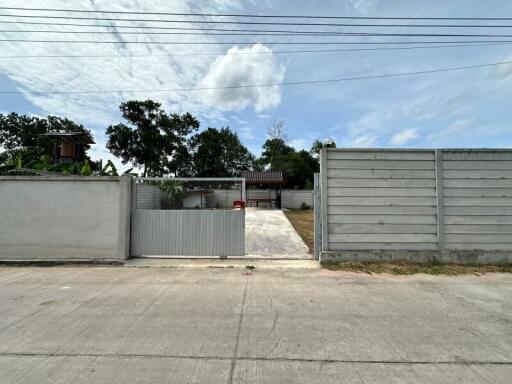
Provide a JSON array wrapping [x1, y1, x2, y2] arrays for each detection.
[[240, 170, 286, 184], [39, 131, 95, 144]]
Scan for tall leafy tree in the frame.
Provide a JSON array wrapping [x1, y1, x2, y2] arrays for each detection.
[[0, 113, 93, 151], [285, 150, 319, 189], [0, 113, 45, 149], [310, 138, 336, 155], [105, 100, 199, 177], [259, 120, 294, 170], [0, 113, 96, 174], [260, 138, 294, 170], [258, 120, 324, 188], [190, 127, 256, 177]]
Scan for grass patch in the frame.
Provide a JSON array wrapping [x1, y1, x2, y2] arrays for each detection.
[[283, 209, 314, 254], [321, 261, 512, 275]]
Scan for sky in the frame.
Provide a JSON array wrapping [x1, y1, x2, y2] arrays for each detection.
[[1, 0, 512, 172]]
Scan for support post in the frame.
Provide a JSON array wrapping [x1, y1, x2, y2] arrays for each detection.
[[435, 149, 445, 250], [313, 173, 322, 260], [320, 148, 329, 259], [241, 178, 246, 204]]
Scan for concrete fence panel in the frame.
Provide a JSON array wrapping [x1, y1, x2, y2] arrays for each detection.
[[320, 148, 512, 264], [0, 176, 131, 261], [323, 149, 437, 252], [441, 150, 512, 252]]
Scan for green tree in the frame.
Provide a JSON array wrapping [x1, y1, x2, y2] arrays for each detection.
[[190, 127, 256, 177], [310, 138, 336, 155], [0, 113, 96, 174], [258, 128, 323, 188], [105, 100, 199, 177], [260, 138, 294, 170], [0, 113, 93, 152], [285, 150, 319, 189], [0, 113, 46, 149]]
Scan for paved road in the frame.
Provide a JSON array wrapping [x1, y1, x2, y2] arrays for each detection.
[[245, 208, 310, 258], [0, 265, 511, 383]]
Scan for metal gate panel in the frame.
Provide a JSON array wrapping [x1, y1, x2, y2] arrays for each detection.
[[131, 209, 245, 257]]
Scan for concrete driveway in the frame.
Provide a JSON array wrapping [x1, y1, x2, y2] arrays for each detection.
[[245, 208, 310, 258], [0, 265, 511, 383]]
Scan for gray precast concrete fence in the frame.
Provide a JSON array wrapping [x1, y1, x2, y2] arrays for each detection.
[[319, 148, 512, 264], [0, 176, 131, 262]]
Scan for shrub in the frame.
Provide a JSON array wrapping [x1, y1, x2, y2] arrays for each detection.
[[159, 180, 185, 209], [300, 202, 311, 210]]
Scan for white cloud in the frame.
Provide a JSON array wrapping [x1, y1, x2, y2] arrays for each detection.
[[390, 128, 419, 145], [0, 0, 259, 132], [352, 135, 377, 147], [427, 119, 473, 146], [346, 0, 377, 12], [198, 44, 285, 112], [495, 53, 512, 79], [288, 138, 307, 150]]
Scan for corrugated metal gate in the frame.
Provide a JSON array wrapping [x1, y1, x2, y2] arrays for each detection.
[[130, 178, 245, 257]]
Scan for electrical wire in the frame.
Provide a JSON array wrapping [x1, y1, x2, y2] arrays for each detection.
[[1, 19, 512, 29], [5, 30, 512, 38], [1, 60, 510, 95], [1, 6, 511, 21], [3, 13, 512, 28], [0, 42, 508, 59], [2, 39, 512, 45]]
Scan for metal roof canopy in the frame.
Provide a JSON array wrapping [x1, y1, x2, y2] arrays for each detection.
[[240, 170, 286, 185], [40, 131, 95, 145]]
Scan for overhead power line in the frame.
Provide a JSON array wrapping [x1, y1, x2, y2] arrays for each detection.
[[3, 13, 512, 28], [0, 42, 508, 60], [2, 39, 512, 45], [5, 30, 512, 38], [1, 60, 510, 95], [0, 6, 511, 21], [2, 19, 512, 29]]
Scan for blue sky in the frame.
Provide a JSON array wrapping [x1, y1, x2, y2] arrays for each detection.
[[1, 0, 512, 172]]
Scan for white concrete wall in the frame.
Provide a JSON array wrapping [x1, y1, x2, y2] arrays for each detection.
[[206, 189, 312, 209], [134, 183, 163, 209], [281, 190, 313, 209], [183, 192, 204, 208], [205, 189, 241, 208], [0, 176, 131, 261]]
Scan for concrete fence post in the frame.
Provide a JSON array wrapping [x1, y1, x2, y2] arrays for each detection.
[[320, 148, 329, 259], [435, 149, 445, 250], [313, 173, 322, 260]]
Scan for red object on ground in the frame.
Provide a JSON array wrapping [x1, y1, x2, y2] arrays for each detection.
[[233, 200, 246, 209]]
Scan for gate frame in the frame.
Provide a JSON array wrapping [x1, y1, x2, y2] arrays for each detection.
[[132, 177, 246, 204]]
